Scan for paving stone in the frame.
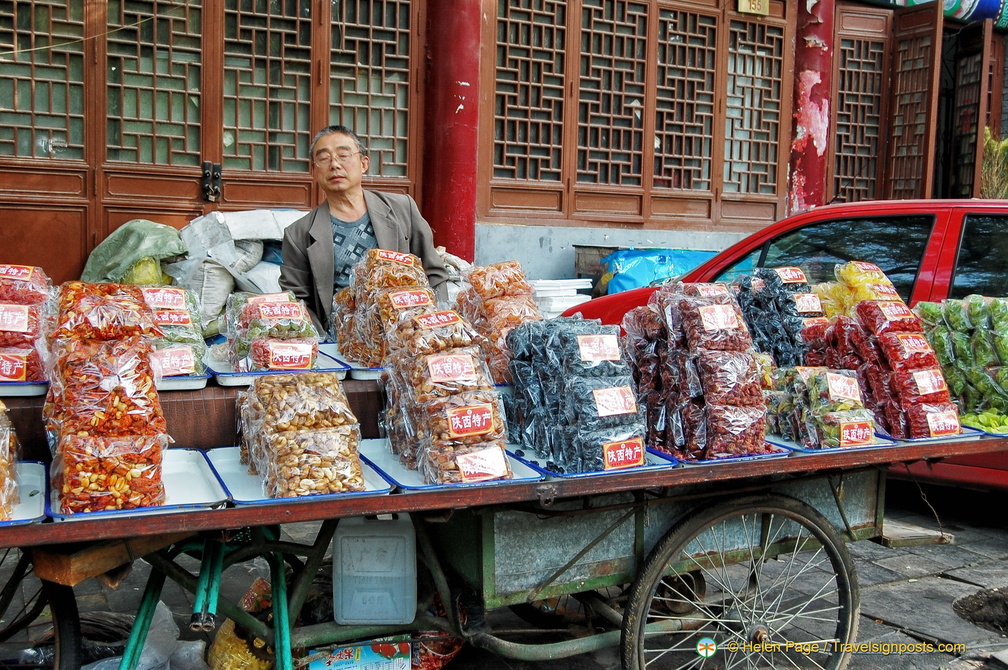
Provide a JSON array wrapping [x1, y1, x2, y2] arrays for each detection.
[[861, 576, 1005, 648], [853, 559, 907, 588], [946, 563, 1008, 589], [875, 552, 962, 579]]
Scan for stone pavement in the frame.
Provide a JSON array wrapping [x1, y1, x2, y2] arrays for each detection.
[[9, 478, 1008, 670]]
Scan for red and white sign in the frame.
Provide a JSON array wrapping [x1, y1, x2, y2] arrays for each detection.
[[427, 354, 477, 382], [247, 291, 294, 304], [868, 283, 900, 300], [151, 346, 197, 377], [603, 437, 646, 470], [913, 368, 948, 396], [794, 293, 823, 314], [152, 309, 194, 328], [879, 300, 914, 320], [415, 310, 463, 329], [691, 283, 730, 297], [255, 301, 305, 321], [840, 421, 874, 446], [0, 264, 36, 280], [576, 334, 621, 362], [0, 353, 27, 382], [698, 304, 739, 332], [388, 289, 433, 310], [826, 372, 862, 404], [447, 403, 495, 438], [376, 249, 415, 265], [141, 286, 187, 310], [895, 332, 933, 354], [456, 446, 510, 482], [0, 304, 30, 333], [266, 341, 314, 370], [773, 266, 807, 284], [851, 261, 885, 277], [926, 409, 961, 437], [592, 386, 638, 418]]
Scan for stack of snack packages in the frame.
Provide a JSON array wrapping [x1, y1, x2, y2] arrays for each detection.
[[139, 286, 208, 378], [331, 249, 435, 367], [0, 400, 19, 520], [914, 296, 1008, 417], [45, 281, 170, 513], [733, 267, 827, 367], [382, 303, 514, 484], [454, 260, 542, 384], [818, 262, 959, 440], [507, 317, 647, 474], [222, 291, 320, 372], [0, 264, 54, 384], [623, 283, 771, 461], [765, 367, 875, 449], [237, 372, 365, 497], [812, 260, 903, 318]]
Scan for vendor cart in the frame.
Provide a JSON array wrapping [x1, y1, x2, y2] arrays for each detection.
[[0, 381, 1002, 670]]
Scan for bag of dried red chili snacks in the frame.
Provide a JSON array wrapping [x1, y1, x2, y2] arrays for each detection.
[[0, 400, 19, 520], [855, 300, 925, 337], [0, 264, 51, 305], [50, 433, 168, 513], [44, 336, 167, 437], [904, 401, 962, 439], [51, 281, 163, 342]]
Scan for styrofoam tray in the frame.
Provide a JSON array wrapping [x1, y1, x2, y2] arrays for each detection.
[[767, 434, 899, 454], [509, 448, 677, 478], [207, 351, 350, 385], [675, 442, 792, 466], [1, 462, 47, 526], [357, 438, 543, 491], [0, 381, 48, 397], [882, 425, 986, 444], [156, 373, 210, 391], [47, 448, 229, 521], [203, 445, 392, 504], [317, 343, 383, 380]]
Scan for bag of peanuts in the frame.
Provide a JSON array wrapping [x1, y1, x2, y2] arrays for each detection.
[[240, 372, 366, 498]]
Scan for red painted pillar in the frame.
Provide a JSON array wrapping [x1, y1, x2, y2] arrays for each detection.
[[787, 0, 835, 216], [421, 0, 480, 262]]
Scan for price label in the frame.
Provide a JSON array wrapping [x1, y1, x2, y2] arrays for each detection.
[[427, 354, 477, 382], [0, 353, 27, 382], [593, 386, 638, 418], [415, 310, 463, 329], [389, 289, 433, 309], [141, 286, 187, 310], [457, 446, 510, 482], [577, 334, 621, 362], [840, 421, 874, 446], [267, 341, 314, 369], [0, 304, 30, 333], [698, 304, 739, 332], [447, 403, 495, 438], [926, 410, 961, 437]]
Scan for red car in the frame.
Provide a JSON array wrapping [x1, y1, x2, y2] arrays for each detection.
[[564, 199, 1008, 489]]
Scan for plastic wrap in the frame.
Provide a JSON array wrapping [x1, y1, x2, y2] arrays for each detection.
[[245, 372, 358, 434], [465, 260, 533, 300], [913, 301, 944, 329], [260, 425, 365, 497], [877, 331, 940, 371], [942, 299, 973, 333], [419, 438, 513, 484], [45, 336, 167, 437], [855, 300, 924, 336], [51, 433, 167, 513], [413, 389, 507, 447], [810, 409, 876, 448], [703, 403, 769, 459], [0, 303, 44, 347], [52, 282, 163, 342], [150, 341, 208, 377], [0, 344, 47, 382], [673, 294, 753, 352], [566, 426, 647, 472], [246, 338, 318, 372], [805, 369, 865, 413], [560, 375, 643, 431], [0, 401, 19, 520], [904, 401, 961, 439], [392, 346, 495, 404], [891, 367, 951, 405], [351, 249, 428, 299], [695, 350, 763, 406]]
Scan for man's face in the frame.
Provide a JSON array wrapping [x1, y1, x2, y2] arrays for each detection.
[[311, 132, 369, 195]]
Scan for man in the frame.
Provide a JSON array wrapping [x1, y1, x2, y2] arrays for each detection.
[[279, 125, 449, 334]]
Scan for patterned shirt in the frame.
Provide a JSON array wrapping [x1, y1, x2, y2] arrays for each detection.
[[331, 211, 377, 289]]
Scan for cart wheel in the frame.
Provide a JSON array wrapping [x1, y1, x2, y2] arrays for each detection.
[[0, 548, 82, 670], [621, 494, 858, 670]]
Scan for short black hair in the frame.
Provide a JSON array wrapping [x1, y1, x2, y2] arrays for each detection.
[[310, 125, 368, 157]]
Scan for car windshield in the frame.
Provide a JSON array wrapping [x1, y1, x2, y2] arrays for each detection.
[[714, 214, 934, 301]]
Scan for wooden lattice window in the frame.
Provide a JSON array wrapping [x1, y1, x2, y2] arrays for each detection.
[[576, 0, 648, 186], [493, 0, 566, 182], [329, 0, 414, 178], [654, 8, 716, 192], [223, 0, 313, 173], [951, 50, 983, 198], [0, 1, 84, 160], [833, 34, 886, 203], [106, 0, 202, 166], [723, 19, 784, 195]]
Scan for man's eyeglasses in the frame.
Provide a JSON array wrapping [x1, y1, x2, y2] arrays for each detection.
[[313, 151, 361, 168]]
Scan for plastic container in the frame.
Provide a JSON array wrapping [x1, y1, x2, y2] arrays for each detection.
[[332, 514, 417, 625]]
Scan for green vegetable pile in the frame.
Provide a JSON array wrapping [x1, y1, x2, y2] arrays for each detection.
[[961, 409, 1008, 435]]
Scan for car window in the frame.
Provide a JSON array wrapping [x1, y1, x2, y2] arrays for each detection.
[[950, 214, 1008, 298], [714, 215, 933, 301], [713, 249, 761, 284]]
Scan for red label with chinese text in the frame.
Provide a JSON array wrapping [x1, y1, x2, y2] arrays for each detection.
[[141, 286, 187, 310], [151, 346, 197, 377], [926, 410, 961, 437], [389, 289, 433, 310], [603, 437, 646, 470], [840, 421, 874, 446], [576, 334, 621, 362], [267, 341, 314, 370], [593, 386, 638, 417], [913, 368, 948, 396], [794, 293, 823, 314], [773, 266, 807, 284], [698, 304, 739, 332], [415, 310, 463, 329], [0, 353, 26, 382], [447, 403, 495, 438], [456, 446, 510, 482], [0, 304, 30, 333], [826, 372, 862, 404], [153, 309, 194, 327], [377, 249, 414, 265], [0, 264, 36, 281], [427, 354, 477, 382]]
